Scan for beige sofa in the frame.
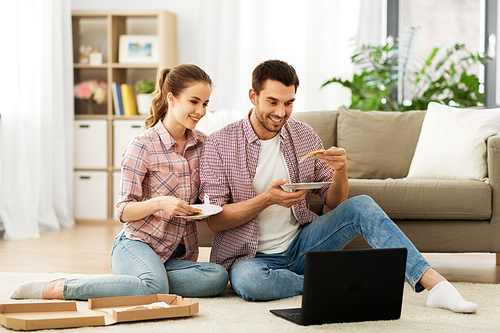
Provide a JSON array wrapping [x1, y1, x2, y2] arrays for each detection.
[[196, 107, 500, 260]]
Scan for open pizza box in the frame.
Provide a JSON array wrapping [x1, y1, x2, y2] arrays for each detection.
[[0, 294, 199, 331]]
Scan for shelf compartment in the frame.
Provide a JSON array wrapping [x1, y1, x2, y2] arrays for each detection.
[[73, 68, 108, 115], [72, 15, 108, 64], [74, 171, 108, 220], [74, 119, 108, 168]]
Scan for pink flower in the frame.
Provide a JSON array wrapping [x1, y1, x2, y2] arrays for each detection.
[[74, 80, 107, 104], [77, 83, 92, 99]]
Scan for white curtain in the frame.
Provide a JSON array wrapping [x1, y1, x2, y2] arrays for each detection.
[[199, 0, 361, 112], [0, 0, 74, 239]]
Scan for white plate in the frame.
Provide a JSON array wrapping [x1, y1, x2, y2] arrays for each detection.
[[280, 182, 333, 190], [177, 204, 222, 220]]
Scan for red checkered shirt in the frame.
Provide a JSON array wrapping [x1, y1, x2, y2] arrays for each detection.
[[200, 114, 333, 270], [115, 121, 207, 263]]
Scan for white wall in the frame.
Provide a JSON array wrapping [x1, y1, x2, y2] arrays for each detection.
[[71, 0, 354, 111]]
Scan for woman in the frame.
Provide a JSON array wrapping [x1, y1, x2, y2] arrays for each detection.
[[11, 64, 228, 300]]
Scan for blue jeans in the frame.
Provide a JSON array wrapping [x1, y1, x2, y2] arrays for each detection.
[[63, 233, 228, 300], [229, 195, 432, 301]]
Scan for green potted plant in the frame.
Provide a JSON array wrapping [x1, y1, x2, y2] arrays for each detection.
[[322, 27, 489, 111], [135, 79, 156, 114]]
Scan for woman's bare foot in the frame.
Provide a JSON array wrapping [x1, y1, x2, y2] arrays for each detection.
[[41, 278, 66, 299]]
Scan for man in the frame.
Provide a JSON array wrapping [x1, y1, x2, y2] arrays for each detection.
[[199, 59, 477, 313]]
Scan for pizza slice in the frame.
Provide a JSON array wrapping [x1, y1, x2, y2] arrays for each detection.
[[191, 208, 203, 215], [299, 149, 325, 163]]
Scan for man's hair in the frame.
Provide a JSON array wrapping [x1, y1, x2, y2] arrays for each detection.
[[251, 59, 299, 95]]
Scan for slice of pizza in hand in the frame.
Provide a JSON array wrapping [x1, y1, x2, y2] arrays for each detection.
[[299, 149, 325, 163]]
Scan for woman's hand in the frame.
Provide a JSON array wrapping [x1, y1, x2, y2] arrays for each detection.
[[154, 196, 199, 216], [121, 196, 198, 222]]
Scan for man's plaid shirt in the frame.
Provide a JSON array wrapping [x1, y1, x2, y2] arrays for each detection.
[[200, 114, 332, 271]]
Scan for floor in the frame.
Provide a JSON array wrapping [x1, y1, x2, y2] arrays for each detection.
[[0, 224, 499, 284]]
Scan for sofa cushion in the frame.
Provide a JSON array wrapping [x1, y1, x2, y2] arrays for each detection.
[[407, 102, 500, 180], [197, 220, 214, 248], [337, 107, 426, 179], [196, 110, 339, 152], [196, 109, 249, 135], [340, 178, 492, 220], [291, 111, 337, 149]]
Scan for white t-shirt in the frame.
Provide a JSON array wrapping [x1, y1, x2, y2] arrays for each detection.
[[252, 134, 300, 253]]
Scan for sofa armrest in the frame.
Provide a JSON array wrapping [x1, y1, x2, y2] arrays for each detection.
[[487, 134, 500, 252]]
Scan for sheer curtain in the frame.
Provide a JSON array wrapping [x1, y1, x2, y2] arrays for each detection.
[[199, 0, 361, 112], [0, 0, 74, 239]]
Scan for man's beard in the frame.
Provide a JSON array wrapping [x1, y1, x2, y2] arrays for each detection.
[[254, 107, 287, 134]]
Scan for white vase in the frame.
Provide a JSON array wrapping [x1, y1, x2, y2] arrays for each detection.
[[136, 94, 152, 115]]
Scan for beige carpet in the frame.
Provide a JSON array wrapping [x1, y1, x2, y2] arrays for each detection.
[[0, 271, 498, 333]]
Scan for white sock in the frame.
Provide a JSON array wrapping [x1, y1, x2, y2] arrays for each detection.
[[426, 281, 478, 313], [10, 280, 49, 299]]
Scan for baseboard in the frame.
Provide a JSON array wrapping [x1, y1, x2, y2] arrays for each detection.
[[76, 219, 122, 226]]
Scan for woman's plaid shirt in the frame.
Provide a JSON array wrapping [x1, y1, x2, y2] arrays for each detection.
[[115, 121, 207, 263]]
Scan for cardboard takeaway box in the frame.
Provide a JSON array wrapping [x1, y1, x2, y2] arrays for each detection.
[[0, 294, 199, 331]]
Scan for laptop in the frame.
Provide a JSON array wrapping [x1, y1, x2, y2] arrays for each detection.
[[270, 247, 407, 326]]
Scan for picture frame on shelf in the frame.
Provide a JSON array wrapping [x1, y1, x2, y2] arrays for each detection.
[[119, 35, 159, 64]]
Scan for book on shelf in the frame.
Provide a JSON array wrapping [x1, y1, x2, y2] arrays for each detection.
[[120, 84, 138, 116], [111, 82, 124, 115]]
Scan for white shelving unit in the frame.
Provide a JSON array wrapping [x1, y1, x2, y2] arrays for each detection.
[[72, 10, 178, 223]]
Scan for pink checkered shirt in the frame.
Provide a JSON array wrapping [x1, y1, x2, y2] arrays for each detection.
[[115, 121, 207, 263], [200, 114, 333, 270]]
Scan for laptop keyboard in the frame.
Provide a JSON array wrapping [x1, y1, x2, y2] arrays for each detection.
[[287, 312, 302, 321]]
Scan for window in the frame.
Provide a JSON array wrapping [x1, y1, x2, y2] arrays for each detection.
[[485, 0, 499, 107], [359, 0, 494, 107]]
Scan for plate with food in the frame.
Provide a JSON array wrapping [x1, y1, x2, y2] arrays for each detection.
[[177, 204, 222, 220], [280, 182, 333, 190]]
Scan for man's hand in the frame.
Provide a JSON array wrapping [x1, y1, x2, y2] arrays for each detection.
[[315, 147, 347, 171], [206, 178, 308, 233], [267, 178, 308, 208]]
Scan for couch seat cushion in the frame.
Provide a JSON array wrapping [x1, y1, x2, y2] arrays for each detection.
[[340, 179, 492, 220]]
